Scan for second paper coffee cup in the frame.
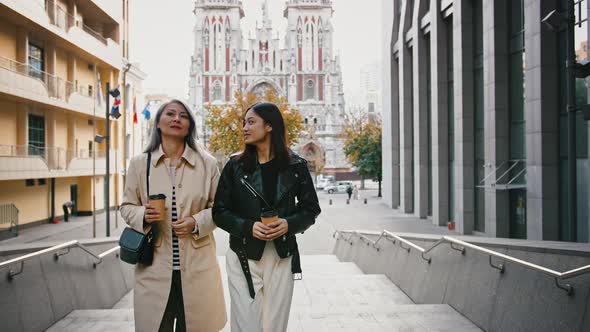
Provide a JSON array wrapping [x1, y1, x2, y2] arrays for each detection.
[[260, 209, 278, 225]]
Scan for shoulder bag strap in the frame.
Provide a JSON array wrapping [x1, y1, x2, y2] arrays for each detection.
[[146, 152, 151, 197]]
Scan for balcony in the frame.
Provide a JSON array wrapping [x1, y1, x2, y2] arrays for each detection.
[[1, 0, 121, 68], [0, 56, 97, 117], [0, 144, 119, 181]]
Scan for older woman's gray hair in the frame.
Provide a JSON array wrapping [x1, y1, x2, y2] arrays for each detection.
[[144, 98, 198, 153]]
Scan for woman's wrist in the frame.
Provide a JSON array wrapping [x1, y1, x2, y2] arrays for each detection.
[[192, 220, 199, 235]]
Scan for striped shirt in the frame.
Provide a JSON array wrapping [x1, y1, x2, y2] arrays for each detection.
[[167, 161, 181, 270]]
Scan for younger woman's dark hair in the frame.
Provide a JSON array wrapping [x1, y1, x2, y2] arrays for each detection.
[[238, 102, 291, 173]]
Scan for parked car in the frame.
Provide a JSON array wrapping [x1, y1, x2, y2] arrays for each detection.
[[316, 176, 335, 190], [324, 181, 353, 194]]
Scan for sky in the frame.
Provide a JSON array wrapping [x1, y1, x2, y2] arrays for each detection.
[[129, 0, 383, 102]]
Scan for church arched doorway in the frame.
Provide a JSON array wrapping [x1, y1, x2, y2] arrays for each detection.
[[299, 141, 325, 175]]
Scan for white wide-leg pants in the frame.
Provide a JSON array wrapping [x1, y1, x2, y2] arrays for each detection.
[[226, 241, 294, 332]]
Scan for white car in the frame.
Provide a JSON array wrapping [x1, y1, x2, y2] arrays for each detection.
[[324, 181, 353, 194], [316, 175, 335, 190]]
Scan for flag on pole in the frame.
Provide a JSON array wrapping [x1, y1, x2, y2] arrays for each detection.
[[109, 86, 121, 119], [96, 72, 103, 106], [133, 95, 138, 124], [142, 102, 151, 120]]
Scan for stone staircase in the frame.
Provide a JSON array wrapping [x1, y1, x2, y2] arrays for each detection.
[[47, 255, 481, 331]]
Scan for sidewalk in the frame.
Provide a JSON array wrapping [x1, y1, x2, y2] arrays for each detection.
[[0, 210, 125, 248]]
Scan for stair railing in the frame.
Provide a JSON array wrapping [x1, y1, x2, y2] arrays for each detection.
[[333, 230, 590, 296], [0, 240, 120, 280]]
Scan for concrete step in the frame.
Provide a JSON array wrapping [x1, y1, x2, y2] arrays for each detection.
[[288, 304, 482, 332], [300, 262, 365, 276], [48, 255, 482, 332], [46, 309, 134, 332], [292, 274, 414, 309], [299, 254, 342, 264], [48, 304, 481, 332]]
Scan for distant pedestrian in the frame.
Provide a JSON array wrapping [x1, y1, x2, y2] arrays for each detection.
[[353, 185, 359, 200], [346, 185, 353, 200], [62, 201, 74, 222]]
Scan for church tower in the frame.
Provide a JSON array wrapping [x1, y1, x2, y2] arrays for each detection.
[[189, 0, 244, 141], [283, 0, 346, 170]]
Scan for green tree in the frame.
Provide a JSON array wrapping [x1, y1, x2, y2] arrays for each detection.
[[342, 111, 382, 197], [204, 89, 304, 156]]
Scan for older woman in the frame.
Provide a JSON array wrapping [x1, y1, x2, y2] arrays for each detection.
[[120, 99, 226, 332]]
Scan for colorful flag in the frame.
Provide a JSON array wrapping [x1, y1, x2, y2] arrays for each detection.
[[142, 102, 151, 120], [133, 95, 138, 124], [109, 86, 122, 119]]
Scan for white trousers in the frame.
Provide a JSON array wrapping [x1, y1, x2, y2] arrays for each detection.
[[226, 241, 294, 332]]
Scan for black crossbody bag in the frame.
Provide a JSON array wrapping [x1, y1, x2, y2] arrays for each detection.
[[119, 153, 155, 266]]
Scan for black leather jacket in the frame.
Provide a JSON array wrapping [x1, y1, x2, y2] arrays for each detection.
[[212, 153, 321, 298]]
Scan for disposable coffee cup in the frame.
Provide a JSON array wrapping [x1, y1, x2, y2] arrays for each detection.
[[260, 209, 278, 225], [148, 194, 167, 222]]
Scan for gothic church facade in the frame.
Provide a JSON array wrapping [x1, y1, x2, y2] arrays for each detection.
[[188, 0, 348, 171]]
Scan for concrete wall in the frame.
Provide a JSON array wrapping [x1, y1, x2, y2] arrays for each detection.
[[0, 180, 50, 225], [334, 233, 590, 331], [0, 239, 134, 332], [55, 48, 68, 82], [75, 57, 94, 93], [0, 100, 18, 146], [55, 111, 68, 150], [0, 19, 17, 59]]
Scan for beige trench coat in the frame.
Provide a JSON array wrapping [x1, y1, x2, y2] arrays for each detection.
[[120, 144, 227, 332]]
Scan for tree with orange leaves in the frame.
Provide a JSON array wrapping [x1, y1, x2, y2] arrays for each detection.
[[205, 89, 304, 156]]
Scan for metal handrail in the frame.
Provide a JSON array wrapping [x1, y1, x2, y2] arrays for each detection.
[[0, 240, 120, 280], [333, 230, 590, 295]]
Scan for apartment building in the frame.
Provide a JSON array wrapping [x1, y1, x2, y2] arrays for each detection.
[[0, 0, 141, 229]]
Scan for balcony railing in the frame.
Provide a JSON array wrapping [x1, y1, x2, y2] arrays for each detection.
[[0, 56, 84, 102], [43, 0, 108, 45], [0, 144, 114, 176]]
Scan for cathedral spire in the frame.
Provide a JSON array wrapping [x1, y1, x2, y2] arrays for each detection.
[[262, 0, 272, 29]]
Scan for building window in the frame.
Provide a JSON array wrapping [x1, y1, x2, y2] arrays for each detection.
[[508, 0, 526, 239], [26, 179, 35, 187], [38, 178, 46, 185], [305, 79, 315, 100], [28, 113, 45, 156], [212, 80, 222, 101], [28, 43, 45, 81]]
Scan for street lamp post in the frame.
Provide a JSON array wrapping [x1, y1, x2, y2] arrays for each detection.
[[105, 82, 111, 237]]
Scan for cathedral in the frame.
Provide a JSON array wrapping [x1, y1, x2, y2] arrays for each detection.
[[188, 0, 348, 171]]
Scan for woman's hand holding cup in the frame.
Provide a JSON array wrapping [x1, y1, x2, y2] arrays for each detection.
[[144, 203, 167, 223], [265, 218, 289, 240], [252, 221, 272, 240], [252, 219, 289, 240]]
